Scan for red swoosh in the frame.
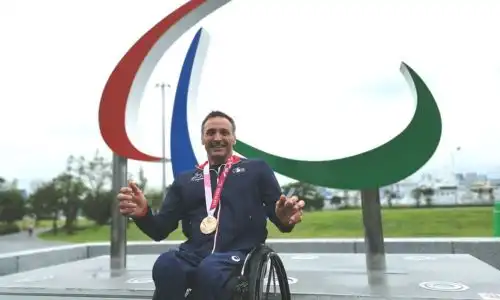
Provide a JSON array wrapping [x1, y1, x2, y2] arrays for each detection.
[[98, 0, 205, 161]]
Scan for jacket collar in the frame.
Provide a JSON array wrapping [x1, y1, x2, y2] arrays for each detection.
[[196, 155, 242, 170]]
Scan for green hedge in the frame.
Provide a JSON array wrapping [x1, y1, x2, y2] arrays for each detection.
[[0, 223, 21, 235]]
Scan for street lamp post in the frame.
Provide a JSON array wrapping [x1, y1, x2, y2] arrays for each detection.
[[155, 82, 172, 200], [451, 146, 461, 204]]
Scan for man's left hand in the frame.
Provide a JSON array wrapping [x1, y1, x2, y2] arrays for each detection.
[[275, 194, 305, 226]]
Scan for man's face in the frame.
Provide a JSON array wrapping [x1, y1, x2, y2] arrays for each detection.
[[202, 117, 235, 161]]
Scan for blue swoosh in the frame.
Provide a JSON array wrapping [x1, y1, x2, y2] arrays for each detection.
[[170, 28, 203, 177]]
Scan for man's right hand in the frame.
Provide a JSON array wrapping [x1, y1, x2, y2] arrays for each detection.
[[117, 181, 148, 217]]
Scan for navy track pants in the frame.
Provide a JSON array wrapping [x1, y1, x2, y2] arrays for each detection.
[[152, 249, 246, 300]]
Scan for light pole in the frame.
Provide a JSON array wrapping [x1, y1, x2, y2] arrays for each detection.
[[451, 146, 461, 204], [155, 82, 172, 200]]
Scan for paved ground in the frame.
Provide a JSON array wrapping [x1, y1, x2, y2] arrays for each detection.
[[1, 253, 500, 299], [0, 229, 70, 254]]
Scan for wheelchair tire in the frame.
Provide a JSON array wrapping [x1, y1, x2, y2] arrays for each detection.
[[245, 245, 291, 300]]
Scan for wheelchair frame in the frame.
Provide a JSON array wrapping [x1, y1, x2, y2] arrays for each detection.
[[231, 244, 291, 300]]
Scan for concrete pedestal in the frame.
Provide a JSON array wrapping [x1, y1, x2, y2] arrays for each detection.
[[0, 253, 499, 299]]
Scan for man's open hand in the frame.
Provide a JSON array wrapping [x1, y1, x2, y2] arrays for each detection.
[[275, 194, 305, 226], [117, 181, 148, 216]]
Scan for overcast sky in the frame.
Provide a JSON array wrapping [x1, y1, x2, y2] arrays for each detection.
[[2, 0, 500, 192]]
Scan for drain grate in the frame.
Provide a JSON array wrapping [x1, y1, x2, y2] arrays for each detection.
[[262, 276, 298, 286], [419, 281, 469, 292], [290, 255, 319, 260], [14, 274, 54, 283], [404, 256, 437, 261], [126, 277, 153, 284]]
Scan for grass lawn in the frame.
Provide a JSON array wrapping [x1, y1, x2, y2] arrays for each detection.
[[38, 206, 495, 243]]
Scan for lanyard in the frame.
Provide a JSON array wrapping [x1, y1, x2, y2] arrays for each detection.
[[202, 155, 236, 217]]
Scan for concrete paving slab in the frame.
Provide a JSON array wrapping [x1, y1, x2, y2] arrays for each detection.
[[0, 253, 499, 299]]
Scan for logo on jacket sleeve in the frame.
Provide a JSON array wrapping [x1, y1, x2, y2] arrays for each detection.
[[190, 172, 203, 182]]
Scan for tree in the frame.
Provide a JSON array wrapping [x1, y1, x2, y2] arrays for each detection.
[[420, 187, 435, 207], [281, 182, 324, 211], [71, 151, 112, 225], [81, 191, 114, 225], [0, 178, 18, 190], [488, 187, 495, 202], [136, 166, 148, 191], [144, 188, 166, 212], [411, 188, 422, 208], [0, 189, 26, 224], [341, 190, 351, 208], [53, 172, 86, 234], [27, 180, 61, 233], [383, 189, 397, 208], [72, 151, 112, 196], [330, 195, 342, 205], [411, 186, 434, 207], [73, 151, 150, 225], [138, 183, 171, 215], [308, 191, 326, 211]]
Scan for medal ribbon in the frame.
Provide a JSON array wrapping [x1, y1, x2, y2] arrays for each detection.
[[202, 156, 235, 218]]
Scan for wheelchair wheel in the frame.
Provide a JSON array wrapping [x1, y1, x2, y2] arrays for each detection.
[[244, 245, 291, 300]]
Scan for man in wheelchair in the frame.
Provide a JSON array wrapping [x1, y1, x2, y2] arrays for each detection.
[[117, 111, 305, 300]]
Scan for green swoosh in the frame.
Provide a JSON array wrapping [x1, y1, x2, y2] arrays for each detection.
[[234, 62, 442, 189]]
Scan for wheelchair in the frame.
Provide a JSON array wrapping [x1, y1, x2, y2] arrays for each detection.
[[152, 244, 291, 300]]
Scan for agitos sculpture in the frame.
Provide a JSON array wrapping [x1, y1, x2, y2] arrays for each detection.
[[98, 0, 442, 276]]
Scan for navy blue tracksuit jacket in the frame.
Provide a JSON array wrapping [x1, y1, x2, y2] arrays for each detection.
[[133, 158, 294, 299]]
